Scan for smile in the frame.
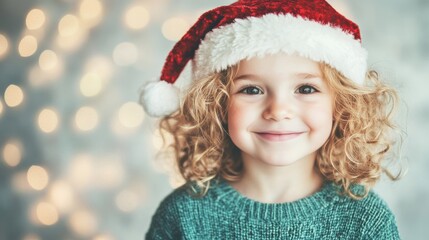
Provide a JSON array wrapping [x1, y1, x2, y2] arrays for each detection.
[[254, 131, 304, 142]]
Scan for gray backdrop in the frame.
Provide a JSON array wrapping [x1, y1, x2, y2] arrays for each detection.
[[0, 0, 428, 239]]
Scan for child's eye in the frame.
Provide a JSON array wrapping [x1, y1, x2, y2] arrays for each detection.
[[296, 85, 318, 94], [239, 86, 263, 95]]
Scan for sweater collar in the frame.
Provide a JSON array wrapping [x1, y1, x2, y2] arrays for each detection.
[[211, 179, 341, 221]]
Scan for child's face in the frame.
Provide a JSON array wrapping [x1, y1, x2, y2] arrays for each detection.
[[227, 53, 334, 168]]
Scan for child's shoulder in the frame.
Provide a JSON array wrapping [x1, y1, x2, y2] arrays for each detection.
[[333, 186, 396, 222]]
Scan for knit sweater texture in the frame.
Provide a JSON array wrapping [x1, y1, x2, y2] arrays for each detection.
[[146, 180, 400, 239]]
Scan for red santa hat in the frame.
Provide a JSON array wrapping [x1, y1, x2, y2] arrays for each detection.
[[141, 0, 367, 117]]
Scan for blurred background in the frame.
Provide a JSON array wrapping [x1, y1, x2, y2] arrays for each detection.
[[0, 0, 428, 239]]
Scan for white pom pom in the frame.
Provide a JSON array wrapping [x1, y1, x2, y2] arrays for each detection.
[[140, 81, 180, 117]]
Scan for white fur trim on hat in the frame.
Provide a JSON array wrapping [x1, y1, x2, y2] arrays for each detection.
[[140, 81, 180, 117], [193, 13, 368, 84]]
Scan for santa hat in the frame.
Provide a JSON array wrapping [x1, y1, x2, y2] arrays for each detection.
[[141, 0, 367, 117]]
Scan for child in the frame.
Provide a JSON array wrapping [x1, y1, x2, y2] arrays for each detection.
[[141, 0, 401, 239]]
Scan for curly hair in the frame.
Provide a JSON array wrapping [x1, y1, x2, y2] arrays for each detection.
[[159, 63, 401, 198]]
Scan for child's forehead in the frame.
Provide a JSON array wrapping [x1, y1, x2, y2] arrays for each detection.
[[236, 53, 322, 77]]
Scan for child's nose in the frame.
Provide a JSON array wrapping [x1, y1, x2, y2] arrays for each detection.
[[262, 96, 296, 121]]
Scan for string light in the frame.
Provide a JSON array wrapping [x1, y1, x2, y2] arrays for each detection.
[[4, 84, 24, 107], [0, 33, 9, 59], [18, 35, 38, 57], [84, 56, 114, 80], [37, 108, 60, 133], [112, 42, 138, 66], [68, 210, 98, 237], [36, 202, 59, 226], [124, 5, 150, 30], [2, 140, 22, 167], [162, 17, 189, 41], [74, 106, 99, 131], [26, 9, 46, 30], [118, 101, 144, 128], [27, 165, 49, 191], [79, 72, 104, 97]]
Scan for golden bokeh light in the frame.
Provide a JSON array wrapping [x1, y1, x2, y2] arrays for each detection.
[[96, 157, 124, 189], [27, 165, 49, 190], [67, 154, 95, 189], [2, 140, 22, 167], [26, 9, 46, 30], [0, 33, 9, 58], [118, 101, 144, 128], [37, 108, 60, 133], [124, 5, 150, 30], [115, 189, 140, 212], [162, 17, 189, 41], [56, 28, 87, 51], [74, 106, 99, 131], [22, 233, 41, 240], [18, 35, 38, 57], [152, 129, 174, 150], [93, 234, 114, 240], [79, 0, 103, 27], [68, 210, 98, 237], [80, 72, 104, 97], [85, 56, 114, 80], [38, 50, 59, 71], [112, 42, 138, 66], [4, 84, 24, 107], [36, 202, 59, 226], [0, 99, 3, 116], [58, 14, 81, 37], [49, 181, 75, 213]]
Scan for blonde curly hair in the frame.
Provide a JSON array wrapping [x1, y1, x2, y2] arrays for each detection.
[[159, 63, 400, 199]]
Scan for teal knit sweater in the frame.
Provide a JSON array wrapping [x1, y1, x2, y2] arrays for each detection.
[[146, 180, 400, 239]]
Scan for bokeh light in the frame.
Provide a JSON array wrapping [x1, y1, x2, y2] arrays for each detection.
[[93, 234, 114, 240], [68, 210, 98, 237], [18, 35, 38, 57], [27, 165, 49, 191], [2, 140, 23, 167], [0, 33, 9, 59], [37, 108, 60, 133], [96, 156, 124, 189], [26, 9, 46, 30], [4, 84, 24, 107], [22, 233, 41, 240], [124, 5, 150, 30], [80, 72, 104, 97], [67, 154, 95, 189], [84, 56, 114, 80], [112, 42, 138, 66], [11, 171, 32, 192], [36, 202, 59, 226], [38, 50, 59, 71], [74, 106, 99, 131], [162, 17, 189, 41], [49, 181, 75, 213], [118, 101, 144, 128], [79, 0, 103, 28], [115, 189, 140, 212], [0, 99, 3, 116], [58, 14, 80, 37]]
